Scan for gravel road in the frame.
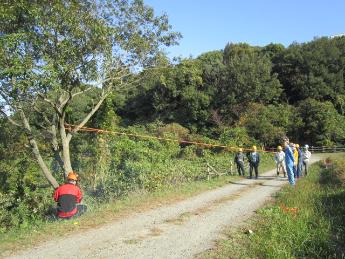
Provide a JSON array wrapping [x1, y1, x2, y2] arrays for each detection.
[[7, 155, 323, 259]]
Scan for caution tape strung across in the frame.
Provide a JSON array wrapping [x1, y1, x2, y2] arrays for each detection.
[[64, 124, 275, 153]]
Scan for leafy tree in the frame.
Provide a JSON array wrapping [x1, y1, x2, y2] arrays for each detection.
[[157, 59, 213, 131], [297, 99, 345, 146], [197, 50, 225, 89], [261, 43, 285, 60], [0, 0, 180, 188], [274, 37, 345, 105], [219, 127, 252, 147], [122, 59, 212, 131], [238, 103, 300, 146], [214, 43, 282, 123]]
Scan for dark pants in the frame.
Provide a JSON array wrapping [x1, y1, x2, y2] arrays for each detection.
[[249, 163, 259, 178], [74, 204, 87, 217], [236, 162, 245, 176], [55, 204, 88, 220], [293, 165, 297, 178], [303, 161, 309, 176]]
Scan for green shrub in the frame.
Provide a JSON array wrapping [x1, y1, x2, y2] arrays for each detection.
[[0, 157, 53, 233]]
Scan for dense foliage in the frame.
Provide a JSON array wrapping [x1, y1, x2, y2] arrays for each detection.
[[0, 119, 249, 232], [120, 37, 345, 146]]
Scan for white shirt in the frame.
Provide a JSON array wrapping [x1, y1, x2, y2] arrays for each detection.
[[274, 151, 285, 163], [303, 150, 311, 161]]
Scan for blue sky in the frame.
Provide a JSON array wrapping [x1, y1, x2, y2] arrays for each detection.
[[145, 0, 345, 58]]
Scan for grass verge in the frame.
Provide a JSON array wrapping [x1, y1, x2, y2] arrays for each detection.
[[202, 156, 345, 258], [0, 159, 275, 256]]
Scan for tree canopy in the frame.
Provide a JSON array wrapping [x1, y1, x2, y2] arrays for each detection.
[[0, 0, 180, 187]]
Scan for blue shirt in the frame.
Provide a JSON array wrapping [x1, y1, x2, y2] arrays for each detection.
[[285, 146, 294, 165]]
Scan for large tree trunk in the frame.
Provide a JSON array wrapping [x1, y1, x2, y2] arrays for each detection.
[[51, 124, 65, 173], [19, 110, 59, 189], [59, 115, 73, 177], [29, 136, 60, 189]]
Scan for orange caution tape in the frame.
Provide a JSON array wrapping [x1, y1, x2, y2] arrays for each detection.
[[65, 124, 275, 153]]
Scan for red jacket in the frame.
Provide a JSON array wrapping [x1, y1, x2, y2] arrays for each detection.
[[54, 183, 82, 218]]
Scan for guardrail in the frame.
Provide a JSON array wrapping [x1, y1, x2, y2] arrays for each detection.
[[308, 146, 345, 153], [265, 146, 345, 153]]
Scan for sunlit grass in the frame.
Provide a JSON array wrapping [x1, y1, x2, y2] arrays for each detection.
[[203, 156, 345, 258]]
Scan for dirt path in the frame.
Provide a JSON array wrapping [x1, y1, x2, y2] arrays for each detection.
[[8, 155, 323, 259]]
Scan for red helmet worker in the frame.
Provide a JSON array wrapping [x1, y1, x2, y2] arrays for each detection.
[[53, 172, 86, 219]]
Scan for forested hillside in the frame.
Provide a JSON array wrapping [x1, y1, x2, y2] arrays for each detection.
[[119, 38, 345, 146], [1, 0, 345, 233]]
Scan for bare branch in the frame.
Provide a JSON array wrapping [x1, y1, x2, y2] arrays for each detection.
[[59, 92, 72, 112], [66, 92, 109, 142], [0, 110, 22, 127], [38, 93, 55, 107], [18, 107, 59, 188], [38, 93, 62, 116], [72, 86, 93, 98], [61, 62, 163, 141]]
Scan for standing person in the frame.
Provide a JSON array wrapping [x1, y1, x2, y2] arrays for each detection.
[[284, 138, 295, 186], [302, 144, 312, 176], [274, 146, 286, 177], [248, 146, 260, 179], [292, 143, 298, 179], [54, 172, 87, 219], [296, 144, 303, 178], [234, 148, 246, 176]]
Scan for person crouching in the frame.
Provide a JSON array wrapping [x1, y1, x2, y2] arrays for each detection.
[[54, 172, 87, 219]]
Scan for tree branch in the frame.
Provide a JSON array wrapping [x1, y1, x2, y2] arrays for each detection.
[[66, 92, 109, 142], [59, 92, 72, 113], [18, 107, 59, 188], [0, 110, 22, 127], [72, 86, 93, 98], [0, 90, 23, 127], [33, 105, 53, 126], [38, 93, 62, 117]]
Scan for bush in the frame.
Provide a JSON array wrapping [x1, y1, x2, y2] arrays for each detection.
[[219, 127, 252, 147], [0, 157, 53, 233]]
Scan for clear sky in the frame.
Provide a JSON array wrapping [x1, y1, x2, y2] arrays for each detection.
[[145, 0, 345, 58]]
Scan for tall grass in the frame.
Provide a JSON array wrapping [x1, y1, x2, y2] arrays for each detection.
[[204, 158, 345, 258]]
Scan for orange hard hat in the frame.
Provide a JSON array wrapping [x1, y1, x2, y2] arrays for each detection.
[[67, 172, 78, 181]]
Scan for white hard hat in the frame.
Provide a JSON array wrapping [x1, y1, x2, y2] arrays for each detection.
[[305, 144, 309, 149]]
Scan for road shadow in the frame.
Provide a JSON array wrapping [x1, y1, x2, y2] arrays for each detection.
[[257, 176, 276, 180], [228, 180, 249, 186]]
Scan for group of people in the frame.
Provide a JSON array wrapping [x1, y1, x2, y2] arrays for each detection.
[[234, 138, 312, 186], [234, 145, 260, 179], [281, 138, 311, 186]]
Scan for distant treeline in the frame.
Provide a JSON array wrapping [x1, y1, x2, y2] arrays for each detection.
[[111, 36, 345, 147]]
